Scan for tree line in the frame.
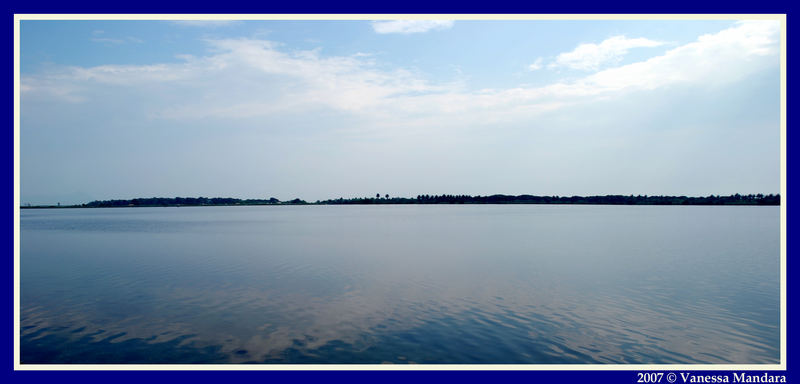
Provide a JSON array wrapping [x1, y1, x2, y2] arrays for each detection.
[[57, 193, 780, 208], [81, 196, 305, 208], [318, 193, 780, 205]]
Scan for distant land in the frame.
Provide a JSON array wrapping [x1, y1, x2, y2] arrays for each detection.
[[20, 193, 780, 208]]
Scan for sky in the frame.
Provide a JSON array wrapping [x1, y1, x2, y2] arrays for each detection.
[[19, 18, 781, 205]]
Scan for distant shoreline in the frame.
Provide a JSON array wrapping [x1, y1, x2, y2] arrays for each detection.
[[20, 193, 780, 209]]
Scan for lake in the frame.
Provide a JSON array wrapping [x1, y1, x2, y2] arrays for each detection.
[[19, 205, 780, 364]]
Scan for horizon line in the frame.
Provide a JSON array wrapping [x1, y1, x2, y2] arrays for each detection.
[[20, 192, 781, 208]]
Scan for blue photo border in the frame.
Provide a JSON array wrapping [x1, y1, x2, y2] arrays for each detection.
[[5, 1, 794, 383]]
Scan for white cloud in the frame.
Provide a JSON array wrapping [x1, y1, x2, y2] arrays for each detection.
[[171, 20, 240, 28], [91, 37, 125, 44], [23, 21, 779, 127], [371, 20, 454, 34], [528, 58, 544, 71], [575, 20, 779, 93], [552, 35, 665, 71], [90, 36, 143, 45]]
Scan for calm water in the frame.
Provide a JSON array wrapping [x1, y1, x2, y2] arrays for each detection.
[[20, 205, 780, 364]]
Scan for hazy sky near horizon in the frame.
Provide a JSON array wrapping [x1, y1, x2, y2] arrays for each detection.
[[20, 19, 781, 204]]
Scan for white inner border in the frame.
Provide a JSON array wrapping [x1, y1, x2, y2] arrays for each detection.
[[13, 13, 788, 371]]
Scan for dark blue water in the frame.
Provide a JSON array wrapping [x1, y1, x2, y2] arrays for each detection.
[[20, 205, 780, 364]]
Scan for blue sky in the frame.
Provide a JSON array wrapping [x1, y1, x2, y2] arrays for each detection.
[[19, 19, 781, 204]]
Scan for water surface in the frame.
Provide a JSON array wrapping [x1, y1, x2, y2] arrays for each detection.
[[20, 205, 780, 364]]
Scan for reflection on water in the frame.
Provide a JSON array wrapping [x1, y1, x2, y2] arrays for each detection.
[[20, 205, 780, 364]]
